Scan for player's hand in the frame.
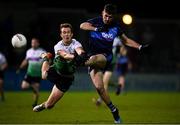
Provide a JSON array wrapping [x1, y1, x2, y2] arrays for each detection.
[[41, 52, 53, 59], [74, 53, 89, 66], [41, 52, 53, 62], [95, 25, 108, 32]]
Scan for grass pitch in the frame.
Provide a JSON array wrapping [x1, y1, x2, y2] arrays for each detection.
[[0, 91, 180, 124]]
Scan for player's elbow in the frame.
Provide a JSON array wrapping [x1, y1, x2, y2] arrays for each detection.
[[80, 23, 85, 29], [80, 22, 90, 30]]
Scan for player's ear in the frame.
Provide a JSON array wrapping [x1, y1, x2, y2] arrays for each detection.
[[102, 10, 104, 16], [60, 32, 63, 38], [71, 33, 73, 37]]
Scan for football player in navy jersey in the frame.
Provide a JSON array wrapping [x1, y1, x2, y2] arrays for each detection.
[[80, 4, 148, 124]]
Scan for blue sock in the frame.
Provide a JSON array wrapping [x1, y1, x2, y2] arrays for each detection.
[[107, 102, 116, 112]]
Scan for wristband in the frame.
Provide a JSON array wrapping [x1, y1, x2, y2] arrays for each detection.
[[43, 57, 50, 62], [138, 45, 142, 50], [94, 27, 98, 31]]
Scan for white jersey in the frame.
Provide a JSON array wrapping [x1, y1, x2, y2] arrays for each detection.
[[25, 47, 46, 77], [0, 52, 7, 71], [54, 39, 82, 56], [113, 37, 122, 47], [0, 52, 7, 65], [112, 37, 122, 54]]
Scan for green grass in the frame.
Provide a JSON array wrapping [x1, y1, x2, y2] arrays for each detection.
[[0, 91, 180, 124]]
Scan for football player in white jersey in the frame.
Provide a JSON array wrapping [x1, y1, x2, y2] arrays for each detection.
[[33, 23, 87, 112], [0, 52, 8, 101], [17, 38, 46, 107]]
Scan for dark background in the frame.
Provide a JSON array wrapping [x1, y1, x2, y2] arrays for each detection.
[[1, 0, 179, 19], [0, 0, 180, 73]]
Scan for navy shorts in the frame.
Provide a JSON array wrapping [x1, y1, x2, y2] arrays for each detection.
[[47, 66, 74, 93], [104, 62, 115, 72], [116, 63, 128, 76]]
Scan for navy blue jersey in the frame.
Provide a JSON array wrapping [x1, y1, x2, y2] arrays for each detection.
[[87, 16, 123, 56]]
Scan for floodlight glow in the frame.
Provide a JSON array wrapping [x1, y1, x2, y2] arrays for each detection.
[[122, 14, 133, 25]]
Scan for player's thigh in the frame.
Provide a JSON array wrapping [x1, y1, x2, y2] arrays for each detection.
[[46, 85, 64, 105], [89, 54, 107, 68], [103, 71, 112, 85], [21, 80, 30, 89]]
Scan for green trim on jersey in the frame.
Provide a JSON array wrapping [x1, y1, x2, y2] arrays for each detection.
[[53, 56, 76, 75], [27, 61, 42, 77]]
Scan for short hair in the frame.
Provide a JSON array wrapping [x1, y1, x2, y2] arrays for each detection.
[[60, 23, 73, 33], [32, 37, 40, 43], [104, 4, 117, 15]]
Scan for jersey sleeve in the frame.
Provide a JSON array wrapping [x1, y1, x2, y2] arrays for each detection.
[[54, 44, 58, 55], [87, 16, 101, 26], [72, 39, 83, 49]]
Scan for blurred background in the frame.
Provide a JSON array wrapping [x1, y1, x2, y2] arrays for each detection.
[[0, 0, 180, 91]]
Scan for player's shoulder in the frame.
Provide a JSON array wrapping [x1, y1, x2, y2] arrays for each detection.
[[93, 16, 102, 20], [87, 16, 102, 23], [37, 47, 46, 52], [54, 40, 62, 48], [71, 39, 82, 47], [27, 48, 33, 52], [72, 39, 81, 44], [37, 47, 45, 50]]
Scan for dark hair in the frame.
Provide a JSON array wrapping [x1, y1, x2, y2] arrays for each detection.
[[32, 37, 40, 43], [104, 4, 117, 15], [60, 23, 73, 33]]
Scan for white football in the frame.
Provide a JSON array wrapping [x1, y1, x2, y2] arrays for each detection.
[[11, 34, 27, 48]]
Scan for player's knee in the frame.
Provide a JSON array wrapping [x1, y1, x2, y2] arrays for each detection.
[[21, 84, 28, 90]]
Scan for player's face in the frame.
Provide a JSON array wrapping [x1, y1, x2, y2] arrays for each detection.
[[102, 10, 114, 24], [31, 39, 39, 49], [60, 27, 73, 45]]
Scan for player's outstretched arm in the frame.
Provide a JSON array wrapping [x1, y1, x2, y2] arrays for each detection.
[[57, 50, 75, 60], [16, 59, 28, 74], [80, 22, 96, 31], [74, 47, 89, 66], [120, 34, 149, 51], [41, 52, 53, 79], [80, 22, 108, 32], [120, 34, 141, 50]]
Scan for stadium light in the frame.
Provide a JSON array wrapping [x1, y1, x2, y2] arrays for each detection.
[[122, 14, 133, 25]]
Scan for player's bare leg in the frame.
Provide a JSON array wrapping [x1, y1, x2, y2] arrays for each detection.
[[116, 75, 125, 95], [96, 71, 112, 106], [85, 54, 106, 69], [90, 69, 121, 123], [33, 85, 64, 112], [21, 81, 30, 90], [31, 83, 40, 107]]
